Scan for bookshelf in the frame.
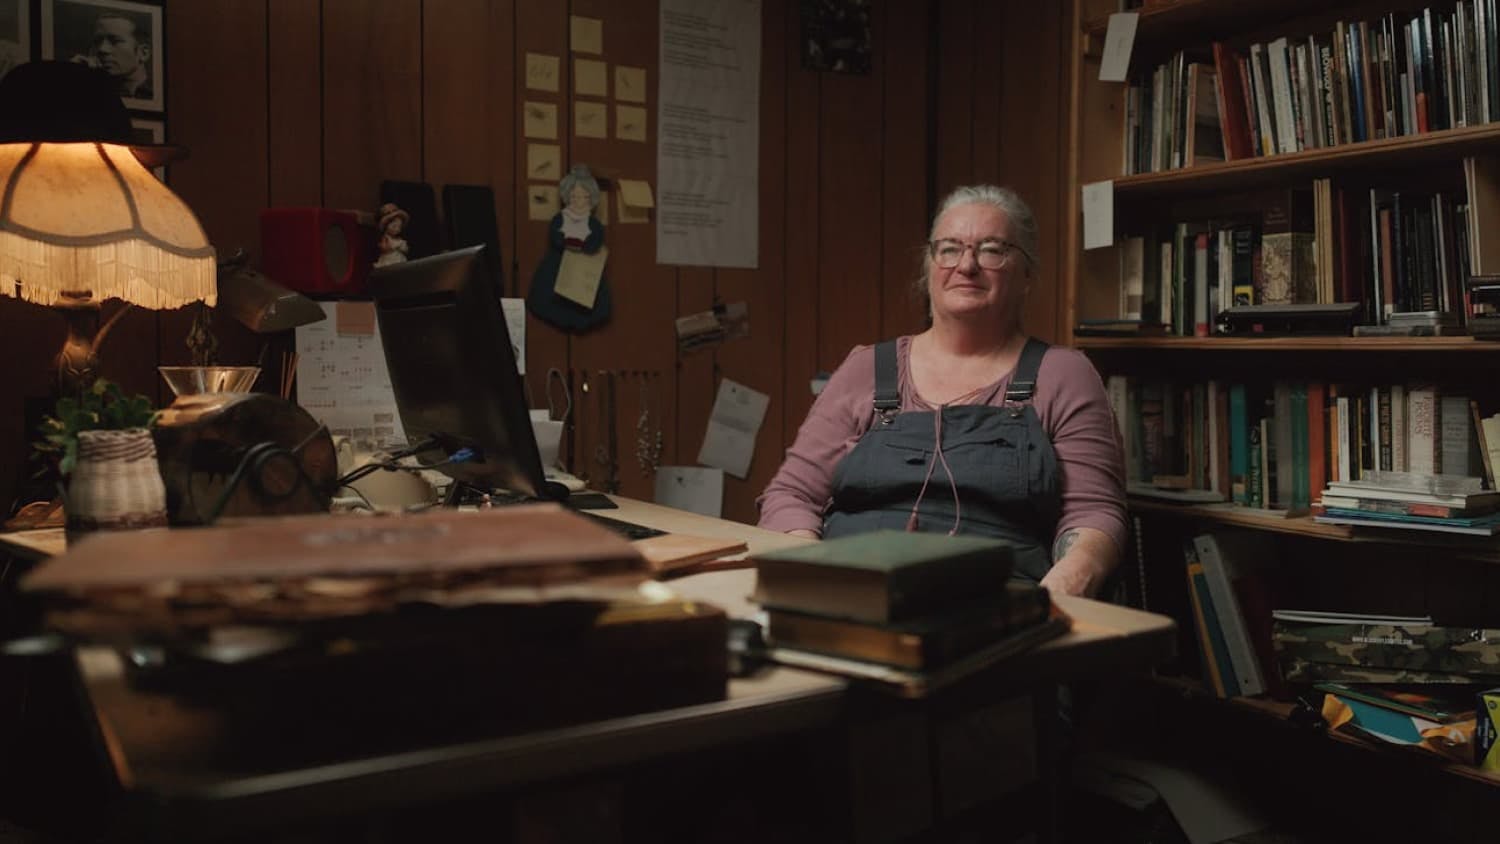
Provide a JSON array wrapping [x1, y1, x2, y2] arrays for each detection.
[[1066, 0, 1500, 804], [1149, 674, 1500, 787]]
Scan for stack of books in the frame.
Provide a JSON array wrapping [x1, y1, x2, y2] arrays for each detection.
[[750, 531, 1067, 696], [1318, 683, 1475, 761], [1313, 471, 1500, 535]]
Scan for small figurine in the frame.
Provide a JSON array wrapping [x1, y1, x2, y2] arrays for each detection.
[[527, 164, 613, 333], [375, 202, 410, 268]]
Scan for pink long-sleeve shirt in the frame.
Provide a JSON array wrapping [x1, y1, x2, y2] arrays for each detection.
[[757, 336, 1128, 553]]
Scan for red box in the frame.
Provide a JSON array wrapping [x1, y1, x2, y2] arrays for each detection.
[[259, 208, 371, 296]]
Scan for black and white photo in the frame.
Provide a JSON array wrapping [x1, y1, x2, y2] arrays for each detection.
[[129, 116, 164, 181], [0, 0, 28, 81], [42, 0, 162, 112]]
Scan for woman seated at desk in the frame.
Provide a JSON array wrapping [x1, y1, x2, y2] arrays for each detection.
[[757, 185, 1126, 597]]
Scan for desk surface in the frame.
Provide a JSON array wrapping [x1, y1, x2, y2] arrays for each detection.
[[5, 497, 1175, 833]]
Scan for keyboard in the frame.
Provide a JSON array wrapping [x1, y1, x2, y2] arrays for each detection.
[[575, 511, 669, 541]]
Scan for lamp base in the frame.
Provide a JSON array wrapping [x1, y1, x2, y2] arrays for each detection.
[[53, 293, 131, 397]]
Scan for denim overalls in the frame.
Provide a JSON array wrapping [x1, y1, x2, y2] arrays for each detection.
[[822, 338, 1063, 583]]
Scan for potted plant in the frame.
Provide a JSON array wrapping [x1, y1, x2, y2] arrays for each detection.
[[35, 379, 167, 540]]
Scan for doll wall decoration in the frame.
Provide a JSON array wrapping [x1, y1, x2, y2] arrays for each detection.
[[527, 164, 613, 333]]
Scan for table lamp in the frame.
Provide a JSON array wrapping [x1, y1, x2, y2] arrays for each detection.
[[0, 61, 215, 397]]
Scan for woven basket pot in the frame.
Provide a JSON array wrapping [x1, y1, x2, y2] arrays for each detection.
[[66, 428, 168, 541]]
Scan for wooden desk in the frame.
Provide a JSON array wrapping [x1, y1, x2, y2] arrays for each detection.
[[0, 499, 1175, 842]]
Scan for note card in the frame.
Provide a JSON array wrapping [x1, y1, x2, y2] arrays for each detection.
[[698, 379, 769, 480], [570, 15, 603, 54], [527, 185, 559, 221], [526, 143, 561, 180], [615, 65, 647, 103], [617, 178, 655, 209], [654, 466, 724, 518], [335, 301, 376, 335], [575, 100, 607, 138], [1098, 13, 1139, 82], [575, 58, 608, 97], [523, 101, 557, 139], [616, 105, 647, 142], [1082, 180, 1114, 250], [555, 246, 609, 308], [501, 298, 526, 374], [525, 52, 560, 92], [617, 192, 649, 224]]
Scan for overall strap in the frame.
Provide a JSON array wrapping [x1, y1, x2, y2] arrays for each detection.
[[873, 340, 901, 419], [1003, 338, 1050, 403]]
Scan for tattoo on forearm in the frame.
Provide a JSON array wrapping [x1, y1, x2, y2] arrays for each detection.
[[1052, 529, 1081, 561]]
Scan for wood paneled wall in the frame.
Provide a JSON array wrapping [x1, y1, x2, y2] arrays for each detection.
[[0, 0, 1071, 525]]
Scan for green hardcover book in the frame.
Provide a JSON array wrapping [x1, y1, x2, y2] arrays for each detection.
[[751, 531, 1015, 624], [765, 582, 1051, 671]]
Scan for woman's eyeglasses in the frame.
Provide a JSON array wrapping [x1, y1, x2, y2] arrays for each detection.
[[928, 238, 1026, 270]]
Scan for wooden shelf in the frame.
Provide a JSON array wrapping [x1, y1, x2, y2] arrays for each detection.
[[1128, 498, 1353, 539], [1149, 674, 1500, 787], [1110, 123, 1500, 198], [1076, 335, 1499, 352], [1129, 497, 1500, 560], [1151, 674, 1300, 719]]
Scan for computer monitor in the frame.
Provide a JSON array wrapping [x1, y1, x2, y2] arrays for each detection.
[[367, 245, 564, 501]]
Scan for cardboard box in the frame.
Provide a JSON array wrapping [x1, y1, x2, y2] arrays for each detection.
[[1477, 687, 1500, 771]]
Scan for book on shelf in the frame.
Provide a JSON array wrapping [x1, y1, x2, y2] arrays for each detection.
[[765, 605, 1071, 698], [1314, 683, 1475, 724], [750, 531, 1013, 625], [1323, 478, 1499, 509], [1273, 612, 1500, 681], [1184, 544, 1237, 697], [1191, 532, 1268, 697], [1316, 494, 1495, 519], [764, 581, 1051, 672], [1311, 509, 1500, 535], [1074, 318, 1169, 337]]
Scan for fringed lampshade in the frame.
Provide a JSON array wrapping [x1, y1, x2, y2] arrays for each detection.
[[0, 61, 216, 394], [0, 141, 216, 308]]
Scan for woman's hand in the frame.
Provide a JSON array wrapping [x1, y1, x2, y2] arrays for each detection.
[[1040, 527, 1118, 598], [786, 528, 819, 540]]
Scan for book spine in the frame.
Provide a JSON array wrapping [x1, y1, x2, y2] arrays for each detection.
[[1187, 558, 1240, 696], [1193, 534, 1266, 695]]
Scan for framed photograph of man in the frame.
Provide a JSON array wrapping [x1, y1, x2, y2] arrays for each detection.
[[42, 0, 163, 112], [129, 117, 164, 181], [0, 0, 29, 81]]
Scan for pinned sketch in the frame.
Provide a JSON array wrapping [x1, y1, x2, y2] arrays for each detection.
[[1082, 180, 1114, 250], [501, 298, 526, 374], [616, 105, 647, 142], [575, 100, 607, 138], [523, 101, 558, 139], [698, 378, 769, 480], [527, 184, 559, 221], [617, 178, 653, 224], [618, 192, 649, 224], [654, 466, 724, 518], [575, 58, 608, 97], [615, 65, 647, 102], [569, 14, 603, 54], [526, 143, 561, 180], [525, 52, 560, 92]]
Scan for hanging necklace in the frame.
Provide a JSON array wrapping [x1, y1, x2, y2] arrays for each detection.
[[635, 372, 663, 476], [576, 371, 591, 484]]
